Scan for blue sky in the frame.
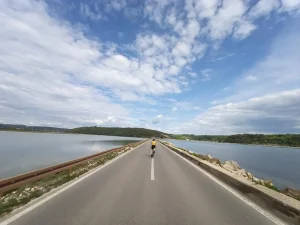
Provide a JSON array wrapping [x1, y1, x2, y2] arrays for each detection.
[[0, 0, 300, 134]]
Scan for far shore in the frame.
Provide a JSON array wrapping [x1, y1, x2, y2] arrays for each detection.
[[2, 129, 300, 149], [163, 138, 300, 149]]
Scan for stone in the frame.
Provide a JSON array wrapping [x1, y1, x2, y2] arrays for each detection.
[[246, 172, 254, 180], [237, 169, 247, 177], [281, 188, 300, 200], [207, 155, 213, 159], [221, 160, 241, 172]]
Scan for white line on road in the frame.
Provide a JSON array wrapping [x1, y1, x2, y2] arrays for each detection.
[[0, 141, 147, 225], [164, 145, 287, 225], [151, 158, 155, 180]]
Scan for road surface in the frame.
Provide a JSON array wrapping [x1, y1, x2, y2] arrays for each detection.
[[4, 141, 281, 225]]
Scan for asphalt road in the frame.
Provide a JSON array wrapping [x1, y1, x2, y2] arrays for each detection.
[[6, 141, 280, 225]]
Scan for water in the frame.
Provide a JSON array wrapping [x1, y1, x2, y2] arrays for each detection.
[[0, 131, 142, 179], [165, 139, 300, 189]]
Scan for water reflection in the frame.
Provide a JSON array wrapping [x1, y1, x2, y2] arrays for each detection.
[[0, 131, 141, 179]]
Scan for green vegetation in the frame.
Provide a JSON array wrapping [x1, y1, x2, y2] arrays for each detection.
[[170, 134, 300, 147], [0, 123, 67, 133], [69, 126, 169, 138], [1, 123, 299, 147]]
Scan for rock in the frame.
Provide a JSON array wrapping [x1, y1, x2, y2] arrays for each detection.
[[252, 177, 259, 183], [209, 158, 221, 166], [207, 155, 213, 159], [262, 180, 274, 187], [246, 172, 254, 180], [281, 188, 300, 200], [237, 169, 247, 177], [221, 160, 241, 172], [25, 188, 31, 191]]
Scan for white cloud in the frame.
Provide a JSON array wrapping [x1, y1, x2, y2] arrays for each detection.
[[201, 69, 212, 81], [152, 114, 163, 124], [0, 0, 184, 127], [188, 89, 300, 134], [208, 0, 247, 40], [173, 41, 191, 57], [233, 19, 257, 39], [249, 0, 280, 18], [80, 3, 105, 21], [170, 100, 201, 111], [144, 0, 173, 25], [171, 107, 178, 112], [281, 0, 300, 11], [189, 72, 197, 77], [246, 75, 257, 81]]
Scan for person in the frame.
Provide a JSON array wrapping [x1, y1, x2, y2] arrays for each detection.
[[151, 138, 156, 154]]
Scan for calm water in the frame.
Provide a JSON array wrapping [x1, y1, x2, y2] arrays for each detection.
[[166, 139, 300, 189], [0, 131, 142, 179]]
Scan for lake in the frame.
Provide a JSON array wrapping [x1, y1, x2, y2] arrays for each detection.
[[165, 139, 300, 189], [0, 131, 142, 179]]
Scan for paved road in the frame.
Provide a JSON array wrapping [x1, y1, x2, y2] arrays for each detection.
[[6, 141, 280, 225]]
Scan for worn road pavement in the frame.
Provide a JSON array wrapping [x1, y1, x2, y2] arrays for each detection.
[[5, 141, 281, 225]]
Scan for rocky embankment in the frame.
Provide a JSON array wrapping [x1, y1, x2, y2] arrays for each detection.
[[163, 141, 300, 201]]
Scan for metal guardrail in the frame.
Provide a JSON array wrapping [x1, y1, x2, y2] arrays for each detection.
[[0, 139, 147, 195]]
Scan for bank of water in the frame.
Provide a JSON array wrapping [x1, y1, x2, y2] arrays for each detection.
[[0, 131, 141, 179], [165, 139, 300, 189]]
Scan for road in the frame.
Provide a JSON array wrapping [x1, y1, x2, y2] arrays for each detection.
[[4, 141, 281, 225]]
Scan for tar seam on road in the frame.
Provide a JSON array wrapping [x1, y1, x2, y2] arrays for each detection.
[[163, 145, 288, 225], [0, 142, 147, 225], [151, 158, 154, 181]]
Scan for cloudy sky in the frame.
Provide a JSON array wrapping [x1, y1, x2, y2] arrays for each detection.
[[0, 0, 300, 134]]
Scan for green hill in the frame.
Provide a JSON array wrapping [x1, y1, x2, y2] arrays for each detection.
[[69, 126, 169, 138]]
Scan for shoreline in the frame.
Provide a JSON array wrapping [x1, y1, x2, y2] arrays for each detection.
[[166, 138, 300, 149], [1, 130, 300, 148]]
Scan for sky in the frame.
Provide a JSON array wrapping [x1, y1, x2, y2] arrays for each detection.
[[0, 0, 300, 135]]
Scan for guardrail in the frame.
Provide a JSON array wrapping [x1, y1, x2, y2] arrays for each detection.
[[0, 139, 147, 196]]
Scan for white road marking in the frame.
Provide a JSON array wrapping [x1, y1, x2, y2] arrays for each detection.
[[164, 145, 288, 225], [0, 141, 147, 225], [151, 158, 155, 180]]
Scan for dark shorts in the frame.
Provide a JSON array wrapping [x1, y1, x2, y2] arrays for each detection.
[[151, 145, 156, 149]]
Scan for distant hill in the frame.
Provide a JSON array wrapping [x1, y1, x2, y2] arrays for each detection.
[[1, 123, 299, 147], [170, 133, 300, 147], [69, 126, 170, 138], [0, 123, 68, 132]]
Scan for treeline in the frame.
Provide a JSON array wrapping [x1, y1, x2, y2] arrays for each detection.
[[0, 123, 67, 132], [2, 123, 300, 147], [69, 126, 169, 138], [170, 134, 300, 147]]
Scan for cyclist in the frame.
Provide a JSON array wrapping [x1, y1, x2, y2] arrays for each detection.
[[151, 139, 156, 156]]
